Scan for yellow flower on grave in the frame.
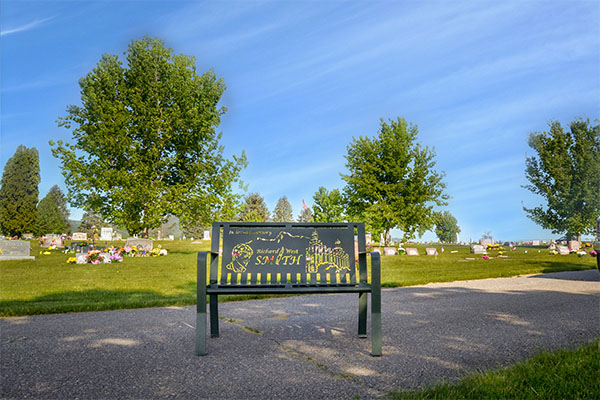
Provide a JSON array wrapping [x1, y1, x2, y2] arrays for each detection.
[[0, 249, 2, 254], [43, 251, 51, 255], [66, 257, 77, 264]]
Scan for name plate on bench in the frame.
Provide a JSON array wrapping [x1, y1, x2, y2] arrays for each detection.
[[220, 224, 356, 284]]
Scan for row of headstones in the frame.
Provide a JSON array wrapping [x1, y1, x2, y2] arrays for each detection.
[[373, 247, 439, 256], [0, 238, 155, 260]]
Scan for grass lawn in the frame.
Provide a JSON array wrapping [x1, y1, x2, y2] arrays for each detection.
[[388, 337, 600, 399], [0, 241, 596, 316]]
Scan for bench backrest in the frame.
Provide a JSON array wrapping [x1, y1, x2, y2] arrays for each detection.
[[210, 222, 367, 286]]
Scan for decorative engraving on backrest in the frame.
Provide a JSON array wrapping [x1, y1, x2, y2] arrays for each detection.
[[219, 224, 357, 285]]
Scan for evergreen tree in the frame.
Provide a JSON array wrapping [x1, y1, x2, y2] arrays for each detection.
[[298, 206, 313, 222], [239, 192, 270, 222], [77, 209, 106, 238], [37, 193, 67, 235], [342, 117, 448, 244], [0, 145, 40, 236], [523, 118, 600, 240], [272, 196, 293, 222]]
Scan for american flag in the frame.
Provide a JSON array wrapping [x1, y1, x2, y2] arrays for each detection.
[[302, 200, 308, 210]]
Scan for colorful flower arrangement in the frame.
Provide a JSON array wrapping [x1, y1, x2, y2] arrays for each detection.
[[481, 255, 490, 260], [67, 245, 167, 264]]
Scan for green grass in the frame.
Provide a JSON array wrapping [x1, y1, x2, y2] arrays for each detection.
[[0, 241, 596, 316], [388, 337, 600, 399]]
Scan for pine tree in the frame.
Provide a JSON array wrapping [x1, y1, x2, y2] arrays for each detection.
[[0, 146, 40, 236], [239, 193, 270, 222], [272, 196, 293, 222]]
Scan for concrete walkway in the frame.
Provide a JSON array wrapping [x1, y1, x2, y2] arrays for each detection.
[[1, 270, 599, 399]]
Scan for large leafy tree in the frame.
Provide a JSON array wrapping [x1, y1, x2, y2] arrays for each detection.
[[51, 36, 246, 237], [434, 211, 461, 243], [523, 118, 600, 240], [37, 186, 70, 235], [272, 196, 293, 222], [0, 145, 40, 236], [312, 186, 345, 223], [76, 209, 106, 237], [342, 117, 448, 244], [239, 192, 270, 222]]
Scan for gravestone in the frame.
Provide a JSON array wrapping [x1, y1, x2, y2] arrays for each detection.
[[203, 231, 211, 241], [365, 234, 372, 244], [532, 240, 540, 246], [0, 240, 35, 260], [42, 236, 64, 248], [470, 244, 487, 254], [168, 234, 175, 241], [125, 238, 153, 252], [100, 227, 113, 241], [425, 248, 438, 256], [22, 233, 34, 240], [76, 254, 87, 264], [72, 232, 87, 241], [556, 245, 570, 255], [567, 241, 581, 251], [370, 248, 381, 254], [405, 248, 419, 256], [383, 247, 397, 255], [115, 233, 122, 241], [480, 239, 493, 247]]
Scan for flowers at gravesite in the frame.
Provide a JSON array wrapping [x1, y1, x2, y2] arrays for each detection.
[[66, 244, 168, 264], [66, 257, 77, 264], [481, 255, 490, 260]]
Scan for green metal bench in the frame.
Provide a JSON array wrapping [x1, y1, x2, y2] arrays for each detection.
[[196, 222, 382, 356]]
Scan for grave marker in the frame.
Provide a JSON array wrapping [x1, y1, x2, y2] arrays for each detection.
[[556, 245, 570, 255], [100, 227, 113, 241], [0, 240, 34, 260], [425, 248, 438, 256], [125, 238, 153, 252], [383, 247, 397, 255], [72, 232, 87, 241], [405, 248, 419, 256], [203, 231, 211, 241], [470, 244, 487, 254]]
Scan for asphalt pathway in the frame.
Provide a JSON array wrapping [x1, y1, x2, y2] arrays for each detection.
[[1, 270, 599, 399]]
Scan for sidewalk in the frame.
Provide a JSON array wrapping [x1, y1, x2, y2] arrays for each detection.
[[1, 270, 599, 399]]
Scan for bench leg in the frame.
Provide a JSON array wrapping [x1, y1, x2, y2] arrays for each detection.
[[358, 292, 367, 337], [210, 294, 219, 337], [371, 251, 382, 356], [196, 251, 209, 356]]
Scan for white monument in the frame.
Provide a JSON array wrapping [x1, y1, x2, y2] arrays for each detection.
[[100, 227, 113, 241]]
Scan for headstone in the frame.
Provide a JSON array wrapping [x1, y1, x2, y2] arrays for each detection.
[[100, 227, 113, 241], [125, 238, 153, 252], [556, 245, 570, 255], [480, 239, 493, 247], [532, 240, 540, 246], [548, 243, 556, 250], [0, 240, 35, 260], [76, 254, 87, 264], [168, 234, 175, 241], [42, 236, 64, 248], [22, 233, 34, 240], [203, 231, 211, 241], [425, 248, 438, 256], [470, 244, 487, 254], [567, 241, 581, 251], [365, 234, 372, 244], [383, 247, 397, 256], [455, 232, 459, 243], [405, 248, 419, 256], [370, 248, 381, 254], [72, 232, 87, 241], [379, 233, 385, 247], [115, 233, 122, 241]]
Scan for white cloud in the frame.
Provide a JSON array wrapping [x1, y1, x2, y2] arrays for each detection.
[[1, 17, 54, 36]]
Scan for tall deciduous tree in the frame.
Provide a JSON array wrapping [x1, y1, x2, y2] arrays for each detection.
[[434, 211, 461, 243], [342, 117, 448, 244], [312, 187, 345, 222], [51, 36, 246, 238], [239, 192, 270, 222], [0, 145, 40, 236], [523, 118, 600, 240], [272, 196, 293, 222]]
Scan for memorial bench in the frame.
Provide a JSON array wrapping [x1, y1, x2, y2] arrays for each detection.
[[196, 222, 382, 356]]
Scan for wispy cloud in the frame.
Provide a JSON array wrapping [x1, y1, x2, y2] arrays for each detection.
[[1, 17, 54, 36]]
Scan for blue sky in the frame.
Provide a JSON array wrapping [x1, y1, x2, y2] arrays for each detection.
[[1, 0, 598, 241]]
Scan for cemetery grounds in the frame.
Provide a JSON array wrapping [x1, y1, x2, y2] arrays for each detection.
[[1, 240, 598, 399]]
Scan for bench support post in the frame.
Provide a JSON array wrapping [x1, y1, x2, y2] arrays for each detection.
[[370, 251, 382, 356], [196, 251, 209, 356], [358, 292, 367, 337], [210, 294, 219, 337]]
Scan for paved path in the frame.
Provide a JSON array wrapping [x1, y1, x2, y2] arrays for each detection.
[[1, 270, 599, 399]]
